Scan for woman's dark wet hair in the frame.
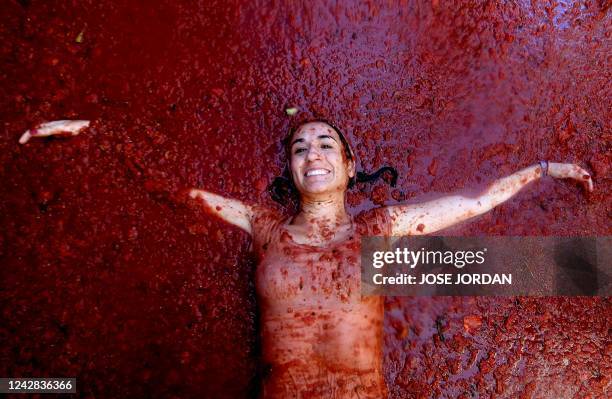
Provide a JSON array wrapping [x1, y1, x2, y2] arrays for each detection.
[[269, 119, 398, 205]]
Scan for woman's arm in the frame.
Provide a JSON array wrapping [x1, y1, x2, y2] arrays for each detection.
[[17, 120, 262, 235], [386, 162, 593, 236], [189, 189, 255, 234]]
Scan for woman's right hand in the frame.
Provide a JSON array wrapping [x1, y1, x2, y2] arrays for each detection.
[[547, 162, 594, 192]]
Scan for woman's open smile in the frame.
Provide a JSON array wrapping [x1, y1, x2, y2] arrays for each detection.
[[304, 168, 331, 177], [303, 167, 333, 187]]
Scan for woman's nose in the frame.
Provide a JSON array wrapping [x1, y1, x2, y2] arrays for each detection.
[[306, 147, 322, 161]]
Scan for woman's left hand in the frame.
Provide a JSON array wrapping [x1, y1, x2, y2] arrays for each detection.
[[19, 120, 90, 144], [548, 162, 594, 192]]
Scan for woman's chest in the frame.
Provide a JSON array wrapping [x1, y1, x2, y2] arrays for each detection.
[[255, 238, 363, 306]]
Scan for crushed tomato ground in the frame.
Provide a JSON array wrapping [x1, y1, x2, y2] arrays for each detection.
[[0, 1, 610, 398]]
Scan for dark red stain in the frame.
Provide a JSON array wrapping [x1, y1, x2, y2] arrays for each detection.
[[0, 1, 610, 398]]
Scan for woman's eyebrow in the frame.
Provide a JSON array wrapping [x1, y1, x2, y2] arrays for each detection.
[[291, 138, 305, 146], [317, 135, 337, 142], [291, 135, 337, 147]]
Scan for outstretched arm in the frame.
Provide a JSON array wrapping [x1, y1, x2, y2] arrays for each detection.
[[387, 162, 593, 236], [188, 189, 255, 234], [16, 120, 262, 235]]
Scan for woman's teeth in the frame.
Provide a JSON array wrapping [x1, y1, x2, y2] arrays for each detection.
[[305, 169, 330, 176]]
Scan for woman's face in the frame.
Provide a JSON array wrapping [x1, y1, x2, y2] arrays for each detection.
[[289, 122, 355, 197]]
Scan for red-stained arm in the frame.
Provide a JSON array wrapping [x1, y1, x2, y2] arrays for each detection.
[[189, 189, 255, 234], [386, 162, 593, 236]]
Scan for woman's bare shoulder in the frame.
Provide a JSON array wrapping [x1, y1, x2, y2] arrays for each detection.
[[250, 205, 286, 240], [353, 207, 392, 236]]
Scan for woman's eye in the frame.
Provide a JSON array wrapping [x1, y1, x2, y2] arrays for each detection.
[[294, 148, 306, 154], [321, 144, 333, 149]]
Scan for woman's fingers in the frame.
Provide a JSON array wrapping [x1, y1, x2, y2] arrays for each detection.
[[573, 165, 594, 192], [548, 162, 593, 192], [189, 189, 201, 199], [19, 120, 90, 144]]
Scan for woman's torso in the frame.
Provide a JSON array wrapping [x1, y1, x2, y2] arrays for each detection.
[[251, 207, 390, 399]]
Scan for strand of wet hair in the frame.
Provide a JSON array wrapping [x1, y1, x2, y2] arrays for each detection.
[[269, 176, 296, 205], [356, 166, 398, 187]]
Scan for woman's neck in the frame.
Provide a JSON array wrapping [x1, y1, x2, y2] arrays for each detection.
[[292, 193, 351, 234]]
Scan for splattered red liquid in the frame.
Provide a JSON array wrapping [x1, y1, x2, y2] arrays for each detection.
[[0, 1, 610, 398]]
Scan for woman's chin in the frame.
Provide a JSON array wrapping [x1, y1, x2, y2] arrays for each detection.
[[303, 185, 330, 195], [300, 182, 344, 197]]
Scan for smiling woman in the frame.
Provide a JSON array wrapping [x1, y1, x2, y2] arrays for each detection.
[[190, 122, 397, 398], [289, 123, 355, 196], [186, 120, 593, 398]]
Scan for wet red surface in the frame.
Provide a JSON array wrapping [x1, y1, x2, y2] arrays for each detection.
[[1, 1, 610, 398]]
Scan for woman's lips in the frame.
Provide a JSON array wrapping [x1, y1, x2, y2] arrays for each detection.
[[304, 168, 331, 177]]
